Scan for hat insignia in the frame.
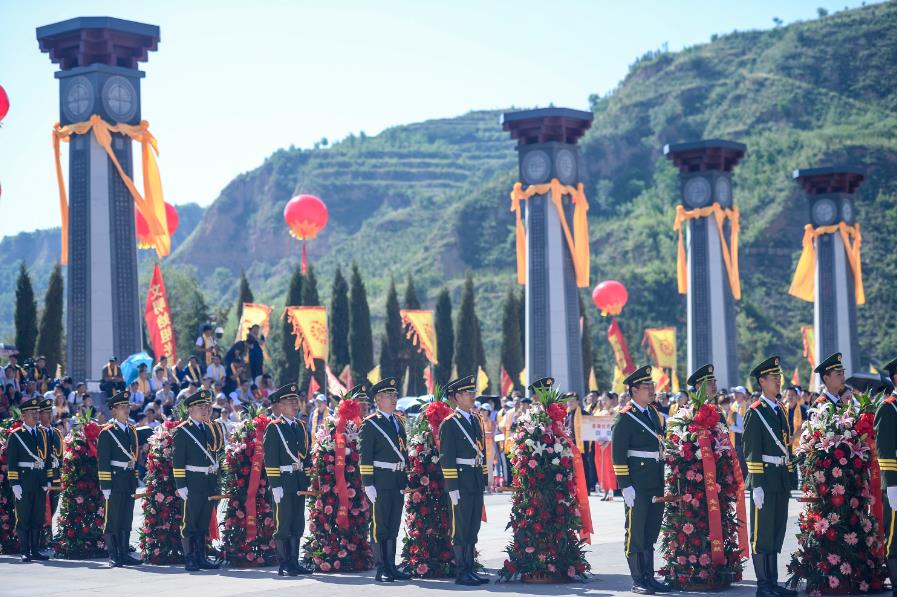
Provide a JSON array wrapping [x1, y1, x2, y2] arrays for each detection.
[[646, 366, 652, 375], [774, 358, 779, 366], [708, 366, 713, 373], [837, 354, 842, 362], [546, 379, 552, 386]]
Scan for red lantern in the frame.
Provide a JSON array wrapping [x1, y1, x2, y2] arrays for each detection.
[[0, 84, 8, 123], [283, 194, 328, 274], [592, 280, 628, 316], [136, 202, 179, 249]]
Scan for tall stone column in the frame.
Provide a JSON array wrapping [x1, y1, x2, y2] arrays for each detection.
[[37, 17, 159, 381], [792, 166, 864, 381], [502, 108, 592, 397], [664, 140, 745, 389]]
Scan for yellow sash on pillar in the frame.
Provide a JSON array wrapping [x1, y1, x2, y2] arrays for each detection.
[[788, 222, 864, 305], [672, 203, 741, 299]]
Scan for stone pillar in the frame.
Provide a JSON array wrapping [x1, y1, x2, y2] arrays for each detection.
[[664, 140, 745, 389], [793, 166, 864, 382], [502, 108, 592, 397], [37, 17, 159, 381]]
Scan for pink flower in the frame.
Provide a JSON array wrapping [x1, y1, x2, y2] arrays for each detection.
[[832, 484, 845, 495], [829, 576, 840, 589], [155, 493, 164, 503], [859, 581, 869, 592], [528, 460, 537, 469], [850, 497, 859, 509], [677, 556, 686, 565], [688, 555, 698, 564], [567, 566, 576, 577], [683, 523, 695, 535], [420, 476, 429, 485], [555, 474, 564, 482], [699, 554, 711, 566], [826, 553, 840, 565], [547, 564, 556, 572], [333, 560, 341, 570], [324, 505, 333, 515], [839, 563, 851, 575], [844, 532, 858, 545], [321, 562, 332, 571], [525, 547, 536, 553], [831, 467, 842, 478], [417, 563, 429, 575], [814, 519, 830, 535]]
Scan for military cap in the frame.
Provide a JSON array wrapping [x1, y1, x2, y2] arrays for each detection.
[[519, 397, 533, 404], [39, 398, 53, 412], [751, 356, 783, 379], [814, 352, 844, 375], [623, 365, 653, 388], [345, 383, 370, 401], [687, 364, 716, 388], [884, 357, 897, 380], [108, 389, 131, 408], [268, 383, 300, 403], [370, 377, 398, 396], [184, 389, 212, 407], [20, 397, 41, 412], [446, 375, 476, 394], [527, 377, 555, 394]]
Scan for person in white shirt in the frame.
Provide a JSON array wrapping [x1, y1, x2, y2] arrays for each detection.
[[205, 355, 225, 384]]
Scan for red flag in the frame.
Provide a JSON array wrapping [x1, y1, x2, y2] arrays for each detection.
[[145, 264, 177, 360], [338, 365, 352, 388], [309, 375, 320, 397], [791, 367, 800, 387], [423, 367, 435, 394], [500, 367, 514, 397], [607, 317, 635, 375]]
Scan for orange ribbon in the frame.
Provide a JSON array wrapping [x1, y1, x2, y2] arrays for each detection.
[[244, 426, 265, 542], [788, 222, 864, 305], [44, 492, 52, 527], [208, 508, 220, 541], [335, 416, 350, 530], [673, 203, 741, 300], [697, 429, 726, 565], [867, 436, 884, 538], [555, 422, 594, 543], [721, 429, 749, 561]]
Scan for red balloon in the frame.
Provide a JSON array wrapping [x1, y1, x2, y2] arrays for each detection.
[[592, 280, 628, 316], [0, 84, 8, 122], [283, 194, 328, 240], [136, 202, 179, 248]]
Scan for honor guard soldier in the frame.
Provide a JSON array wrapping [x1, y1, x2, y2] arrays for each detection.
[[7, 397, 51, 562], [440, 375, 490, 586], [264, 383, 313, 577], [688, 364, 728, 424], [814, 352, 850, 409], [875, 357, 897, 594], [97, 390, 142, 567], [172, 389, 221, 571], [611, 365, 670, 594], [745, 357, 796, 597], [360, 377, 412, 582], [38, 398, 64, 515]]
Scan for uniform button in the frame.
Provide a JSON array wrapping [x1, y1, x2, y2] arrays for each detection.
[[640, 462, 645, 466]]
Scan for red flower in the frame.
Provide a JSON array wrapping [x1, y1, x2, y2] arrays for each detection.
[[546, 403, 567, 424], [831, 494, 845, 507]]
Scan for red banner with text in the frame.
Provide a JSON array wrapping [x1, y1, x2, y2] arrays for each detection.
[[145, 264, 176, 360]]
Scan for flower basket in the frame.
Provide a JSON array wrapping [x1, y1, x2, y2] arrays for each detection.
[[139, 421, 184, 564], [0, 418, 23, 554]]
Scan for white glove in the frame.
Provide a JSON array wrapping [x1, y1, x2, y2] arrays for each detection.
[[752, 487, 765, 510], [272, 486, 284, 504], [102, 489, 111, 500], [448, 490, 460, 506], [887, 486, 897, 511], [622, 486, 636, 508], [12, 485, 22, 501], [176, 487, 189, 500], [364, 485, 377, 503], [44, 485, 50, 492]]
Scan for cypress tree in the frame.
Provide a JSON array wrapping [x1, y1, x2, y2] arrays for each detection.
[[349, 263, 374, 385], [434, 288, 454, 387], [329, 267, 351, 375], [14, 262, 38, 360], [580, 295, 595, 389], [300, 267, 324, 392], [379, 277, 402, 380], [403, 274, 426, 395], [280, 264, 304, 386], [454, 273, 478, 377], [36, 264, 65, 374], [236, 269, 254, 321], [500, 286, 524, 391]]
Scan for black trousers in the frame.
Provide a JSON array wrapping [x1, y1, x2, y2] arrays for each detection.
[[14, 490, 46, 531], [372, 488, 402, 542], [750, 490, 788, 554], [583, 442, 597, 491], [181, 493, 213, 539], [451, 490, 483, 546], [271, 490, 306, 539], [104, 490, 135, 533], [624, 491, 663, 556]]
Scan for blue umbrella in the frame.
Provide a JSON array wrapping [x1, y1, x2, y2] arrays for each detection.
[[121, 352, 153, 384]]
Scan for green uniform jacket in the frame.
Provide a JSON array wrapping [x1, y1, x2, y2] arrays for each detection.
[[359, 411, 408, 490], [439, 410, 488, 492], [42, 424, 64, 490], [611, 405, 665, 492], [6, 426, 51, 491], [263, 417, 310, 493], [743, 398, 792, 491], [172, 420, 219, 493], [97, 423, 139, 492], [209, 419, 228, 473], [875, 395, 897, 486]]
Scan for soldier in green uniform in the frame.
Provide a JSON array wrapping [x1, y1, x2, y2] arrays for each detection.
[[360, 377, 412, 583], [263, 383, 313, 577], [172, 389, 221, 571], [744, 356, 796, 597], [875, 357, 897, 595], [38, 398, 64, 516], [813, 352, 850, 409], [439, 374, 490, 586], [7, 397, 51, 562], [97, 390, 142, 567], [612, 365, 670, 594]]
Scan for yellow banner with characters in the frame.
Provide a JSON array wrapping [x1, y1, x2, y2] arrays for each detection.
[[284, 306, 329, 371], [400, 309, 438, 364], [642, 327, 677, 370]]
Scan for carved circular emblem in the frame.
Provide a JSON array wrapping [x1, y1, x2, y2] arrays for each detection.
[[63, 76, 94, 122], [715, 177, 732, 207], [812, 198, 838, 226], [555, 148, 576, 184], [102, 76, 137, 122], [841, 200, 855, 224], [683, 177, 712, 208], [521, 150, 550, 184]]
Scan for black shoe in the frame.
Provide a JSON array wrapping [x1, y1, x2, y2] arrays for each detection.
[[118, 531, 142, 566], [386, 539, 412, 580], [766, 553, 797, 597], [276, 539, 298, 576], [29, 530, 50, 561], [291, 538, 312, 575], [194, 536, 220, 570], [453, 545, 478, 586], [466, 545, 489, 584], [104, 533, 121, 567], [375, 542, 395, 582], [642, 550, 671, 592], [627, 553, 654, 594], [886, 558, 897, 597], [182, 536, 199, 572], [18, 531, 32, 563], [753, 554, 777, 597]]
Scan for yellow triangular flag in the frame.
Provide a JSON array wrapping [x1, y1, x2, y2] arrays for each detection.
[[368, 365, 381, 385], [519, 367, 527, 387], [746, 377, 754, 393], [612, 366, 625, 395], [671, 369, 680, 394], [588, 367, 598, 392], [477, 366, 489, 394]]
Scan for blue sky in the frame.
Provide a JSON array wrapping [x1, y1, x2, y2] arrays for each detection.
[[0, 0, 872, 238]]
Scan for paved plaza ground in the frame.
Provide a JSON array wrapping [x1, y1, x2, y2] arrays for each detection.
[[0, 493, 803, 596]]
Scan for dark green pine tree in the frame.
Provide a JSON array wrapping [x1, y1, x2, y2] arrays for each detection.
[[403, 274, 427, 396], [454, 273, 479, 378], [474, 314, 489, 392], [500, 286, 524, 392], [580, 294, 595, 389], [378, 277, 403, 380], [433, 288, 454, 387], [36, 264, 65, 374], [300, 266, 324, 392], [349, 263, 374, 385], [329, 267, 351, 376], [14, 262, 38, 360], [236, 269, 254, 321], [280, 264, 304, 386]]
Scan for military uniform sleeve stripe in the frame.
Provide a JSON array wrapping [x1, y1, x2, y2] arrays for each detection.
[[7, 472, 19, 479]]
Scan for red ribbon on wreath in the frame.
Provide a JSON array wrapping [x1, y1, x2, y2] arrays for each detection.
[[548, 404, 593, 543], [697, 427, 726, 565], [726, 433, 750, 560], [858, 413, 884, 535], [244, 416, 269, 542], [335, 399, 361, 530]]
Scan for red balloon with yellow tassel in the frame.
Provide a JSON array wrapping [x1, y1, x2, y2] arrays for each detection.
[[283, 194, 328, 274]]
